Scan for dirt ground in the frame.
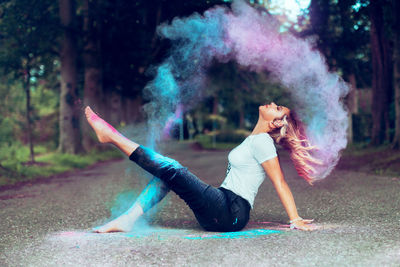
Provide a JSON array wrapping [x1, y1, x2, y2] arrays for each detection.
[[338, 145, 400, 176], [1, 141, 399, 266]]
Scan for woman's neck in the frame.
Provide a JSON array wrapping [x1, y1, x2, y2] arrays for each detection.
[[251, 118, 271, 135]]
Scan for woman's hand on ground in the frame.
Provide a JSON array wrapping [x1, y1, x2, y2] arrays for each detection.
[[290, 219, 315, 231]]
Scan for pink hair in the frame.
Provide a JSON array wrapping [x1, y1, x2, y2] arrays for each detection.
[[269, 112, 321, 185]]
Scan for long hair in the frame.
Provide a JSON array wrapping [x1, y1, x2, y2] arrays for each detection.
[[269, 112, 322, 185]]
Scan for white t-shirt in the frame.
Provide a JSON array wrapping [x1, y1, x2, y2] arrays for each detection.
[[220, 133, 277, 209]]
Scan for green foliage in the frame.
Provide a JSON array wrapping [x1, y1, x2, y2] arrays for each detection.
[[195, 134, 239, 150], [0, 0, 59, 73], [0, 142, 25, 173], [0, 72, 109, 182], [0, 117, 14, 144], [0, 74, 60, 149], [204, 61, 293, 130], [195, 128, 251, 150], [0, 0, 61, 162], [215, 129, 250, 143], [31, 83, 59, 117], [305, 0, 371, 86], [0, 83, 28, 175], [0, 147, 122, 186], [202, 114, 227, 132]]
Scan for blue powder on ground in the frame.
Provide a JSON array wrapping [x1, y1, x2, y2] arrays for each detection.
[[184, 229, 281, 239]]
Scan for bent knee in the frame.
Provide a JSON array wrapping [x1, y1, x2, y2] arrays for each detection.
[[159, 158, 185, 178]]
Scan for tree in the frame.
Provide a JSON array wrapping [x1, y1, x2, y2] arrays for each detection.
[[336, 0, 370, 143], [369, 0, 393, 145], [0, 0, 59, 162], [58, 0, 82, 153], [81, 0, 104, 151], [392, 0, 400, 148]]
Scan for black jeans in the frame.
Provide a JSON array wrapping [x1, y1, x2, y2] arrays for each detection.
[[129, 146, 251, 232]]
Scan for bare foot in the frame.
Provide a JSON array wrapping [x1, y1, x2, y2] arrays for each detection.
[[92, 214, 136, 233], [85, 106, 119, 144]]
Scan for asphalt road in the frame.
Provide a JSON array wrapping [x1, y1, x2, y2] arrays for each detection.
[[1, 141, 400, 266]]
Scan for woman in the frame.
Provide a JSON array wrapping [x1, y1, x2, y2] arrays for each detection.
[[85, 102, 318, 233]]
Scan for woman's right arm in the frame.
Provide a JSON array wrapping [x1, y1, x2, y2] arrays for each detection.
[[261, 157, 314, 231]]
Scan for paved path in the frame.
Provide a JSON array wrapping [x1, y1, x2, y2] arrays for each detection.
[[1, 142, 400, 266]]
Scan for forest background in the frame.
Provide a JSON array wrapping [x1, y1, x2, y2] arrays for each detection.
[[0, 0, 399, 185]]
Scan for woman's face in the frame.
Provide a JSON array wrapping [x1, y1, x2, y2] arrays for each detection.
[[259, 102, 290, 122]]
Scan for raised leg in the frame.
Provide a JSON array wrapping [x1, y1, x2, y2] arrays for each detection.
[[86, 106, 170, 233], [85, 106, 200, 213], [85, 106, 139, 156]]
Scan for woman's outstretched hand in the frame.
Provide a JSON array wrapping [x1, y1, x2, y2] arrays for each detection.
[[290, 218, 315, 231]]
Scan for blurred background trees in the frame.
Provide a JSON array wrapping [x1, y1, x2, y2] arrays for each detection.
[[0, 0, 399, 180], [0, 0, 58, 162]]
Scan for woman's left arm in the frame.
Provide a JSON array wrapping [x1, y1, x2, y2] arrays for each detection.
[[261, 157, 314, 231]]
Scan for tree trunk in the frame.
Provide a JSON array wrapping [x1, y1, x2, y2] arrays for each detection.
[[82, 0, 103, 151], [108, 90, 122, 126], [309, 0, 331, 58], [122, 95, 143, 124], [347, 73, 358, 144], [392, 0, 400, 148], [212, 94, 219, 148], [58, 0, 82, 154], [213, 94, 219, 115], [369, 0, 391, 145], [24, 68, 35, 163]]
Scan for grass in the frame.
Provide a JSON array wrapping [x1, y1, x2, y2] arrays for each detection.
[[0, 147, 123, 187]]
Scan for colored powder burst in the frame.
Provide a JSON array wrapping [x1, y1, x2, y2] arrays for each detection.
[[108, 190, 138, 219], [184, 229, 281, 239], [143, 5, 231, 148], [162, 104, 183, 139], [143, 0, 349, 180]]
